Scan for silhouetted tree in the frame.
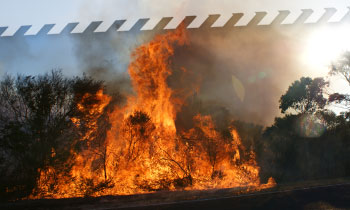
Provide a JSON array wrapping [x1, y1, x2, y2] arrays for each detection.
[[330, 52, 350, 85], [261, 70, 350, 183], [0, 70, 115, 200], [124, 111, 154, 162], [279, 77, 328, 114], [329, 52, 350, 111]]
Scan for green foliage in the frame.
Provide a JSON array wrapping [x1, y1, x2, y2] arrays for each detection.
[[2, 50, 350, 200], [261, 111, 350, 183], [261, 73, 350, 182], [259, 64, 350, 183], [279, 77, 327, 114]]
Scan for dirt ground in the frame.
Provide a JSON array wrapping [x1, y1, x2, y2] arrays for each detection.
[[2, 179, 350, 210]]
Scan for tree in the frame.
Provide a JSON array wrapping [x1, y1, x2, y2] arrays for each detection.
[[124, 111, 154, 162], [279, 77, 327, 114], [0, 70, 113, 200], [328, 52, 350, 110], [0, 70, 77, 199], [330, 52, 350, 85]]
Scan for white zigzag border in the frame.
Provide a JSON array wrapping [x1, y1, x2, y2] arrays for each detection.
[[0, 7, 349, 37]]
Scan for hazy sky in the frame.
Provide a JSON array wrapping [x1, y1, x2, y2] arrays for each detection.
[[0, 0, 349, 35], [0, 0, 350, 124], [0, 0, 349, 78]]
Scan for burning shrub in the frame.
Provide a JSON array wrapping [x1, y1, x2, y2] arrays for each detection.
[[77, 178, 114, 197], [123, 111, 155, 162], [0, 70, 122, 200], [0, 27, 275, 200]]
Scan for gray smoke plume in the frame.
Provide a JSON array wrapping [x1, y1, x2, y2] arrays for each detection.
[[72, 24, 312, 126], [170, 27, 308, 126], [0, 22, 314, 127]]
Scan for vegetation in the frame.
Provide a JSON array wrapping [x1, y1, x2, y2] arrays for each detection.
[[1, 52, 350, 201], [279, 77, 328, 114], [257, 52, 350, 183], [0, 70, 121, 200]]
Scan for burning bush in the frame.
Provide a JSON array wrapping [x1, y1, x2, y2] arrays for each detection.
[[0, 27, 275, 200], [0, 71, 118, 200]]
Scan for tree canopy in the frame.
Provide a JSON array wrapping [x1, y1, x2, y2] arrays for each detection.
[[279, 77, 327, 114], [328, 52, 350, 110], [0, 70, 112, 200]]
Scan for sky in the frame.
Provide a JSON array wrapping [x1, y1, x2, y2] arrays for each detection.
[[0, 0, 350, 124], [0, 0, 349, 76], [0, 0, 349, 35]]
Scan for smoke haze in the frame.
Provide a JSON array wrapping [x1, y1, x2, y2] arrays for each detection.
[[72, 24, 312, 125], [0, 22, 323, 126]]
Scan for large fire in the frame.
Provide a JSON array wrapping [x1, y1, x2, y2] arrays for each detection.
[[32, 26, 275, 198]]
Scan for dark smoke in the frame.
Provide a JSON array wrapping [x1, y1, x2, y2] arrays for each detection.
[[171, 27, 306, 126], [73, 25, 309, 126], [72, 22, 159, 95]]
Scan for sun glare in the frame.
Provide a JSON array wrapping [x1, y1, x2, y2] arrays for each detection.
[[302, 25, 350, 77]]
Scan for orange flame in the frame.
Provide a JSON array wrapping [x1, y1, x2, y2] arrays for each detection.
[[71, 89, 111, 142], [127, 26, 188, 132], [32, 27, 275, 199]]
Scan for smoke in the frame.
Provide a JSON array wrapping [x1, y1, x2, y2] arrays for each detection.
[[168, 27, 306, 126], [0, 33, 80, 76], [0, 36, 32, 75], [72, 23, 311, 126], [0, 61, 4, 77], [72, 25, 159, 95], [0, 8, 313, 127], [69, 1, 313, 126]]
